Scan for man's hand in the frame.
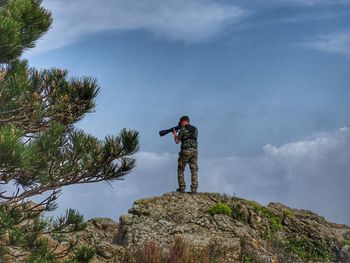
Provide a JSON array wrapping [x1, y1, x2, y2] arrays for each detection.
[[173, 128, 180, 144]]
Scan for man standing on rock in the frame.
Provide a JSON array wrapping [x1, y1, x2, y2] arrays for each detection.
[[173, 116, 198, 194]]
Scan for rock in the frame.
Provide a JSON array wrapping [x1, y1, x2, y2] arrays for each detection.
[[115, 192, 350, 262], [2, 192, 350, 263], [61, 217, 126, 262]]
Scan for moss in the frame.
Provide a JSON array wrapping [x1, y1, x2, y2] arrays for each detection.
[[241, 254, 254, 263], [231, 203, 249, 223], [245, 200, 261, 209], [208, 202, 232, 216], [260, 207, 283, 232], [282, 210, 295, 219], [342, 239, 350, 246], [285, 235, 332, 262], [246, 200, 283, 233]]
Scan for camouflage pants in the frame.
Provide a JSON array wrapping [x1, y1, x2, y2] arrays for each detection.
[[177, 148, 198, 192]]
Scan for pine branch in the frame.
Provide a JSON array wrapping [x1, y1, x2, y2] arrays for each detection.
[[0, 127, 139, 204], [0, 0, 52, 62]]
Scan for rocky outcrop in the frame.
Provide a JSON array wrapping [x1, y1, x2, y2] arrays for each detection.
[[2, 192, 350, 262], [114, 192, 350, 262]]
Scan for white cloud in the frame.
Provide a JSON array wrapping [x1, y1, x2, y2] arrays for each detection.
[[277, 0, 350, 6], [280, 12, 345, 24], [281, 0, 325, 6], [207, 127, 350, 224], [302, 32, 350, 57], [29, 0, 247, 54]]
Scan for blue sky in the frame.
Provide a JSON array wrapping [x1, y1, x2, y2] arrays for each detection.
[[22, 0, 350, 224]]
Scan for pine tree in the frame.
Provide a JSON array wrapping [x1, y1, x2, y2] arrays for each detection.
[[0, 0, 139, 261]]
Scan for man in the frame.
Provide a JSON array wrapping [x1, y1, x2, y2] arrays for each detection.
[[172, 116, 198, 194]]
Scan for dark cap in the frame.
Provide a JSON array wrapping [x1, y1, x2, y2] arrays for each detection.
[[179, 115, 190, 123]]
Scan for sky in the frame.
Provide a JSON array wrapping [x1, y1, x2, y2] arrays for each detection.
[[18, 0, 350, 225]]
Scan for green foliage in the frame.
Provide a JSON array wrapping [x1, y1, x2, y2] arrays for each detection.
[[285, 235, 332, 261], [0, 204, 46, 249], [0, 245, 7, 262], [8, 228, 24, 245], [39, 209, 88, 244], [341, 239, 350, 246], [74, 245, 96, 263], [0, 204, 20, 228], [208, 202, 232, 216], [231, 202, 249, 222], [261, 208, 283, 232], [241, 254, 254, 263], [52, 209, 87, 232], [27, 239, 57, 263], [0, 0, 52, 62], [0, 124, 26, 170], [245, 200, 260, 208], [248, 201, 283, 233], [1, 45, 139, 201], [0, 204, 87, 260], [282, 209, 295, 219]]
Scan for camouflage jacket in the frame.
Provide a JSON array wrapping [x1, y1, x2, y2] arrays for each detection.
[[177, 124, 198, 150]]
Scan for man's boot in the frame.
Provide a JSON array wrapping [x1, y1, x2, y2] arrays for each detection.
[[176, 188, 185, 193], [190, 188, 197, 194]]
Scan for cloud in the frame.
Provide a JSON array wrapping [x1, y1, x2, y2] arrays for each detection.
[[29, 0, 247, 54], [206, 127, 350, 224], [201, 127, 350, 224], [276, 0, 350, 6], [302, 32, 350, 57], [48, 127, 350, 225], [280, 12, 345, 24]]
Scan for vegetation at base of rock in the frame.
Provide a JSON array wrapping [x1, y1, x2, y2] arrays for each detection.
[[208, 202, 232, 216], [231, 202, 249, 222], [260, 207, 283, 232], [284, 235, 332, 261], [74, 245, 96, 263], [282, 210, 295, 219], [342, 239, 350, 246], [123, 236, 227, 263], [266, 235, 334, 262], [246, 200, 283, 233], [241, 254, 254, 263]]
